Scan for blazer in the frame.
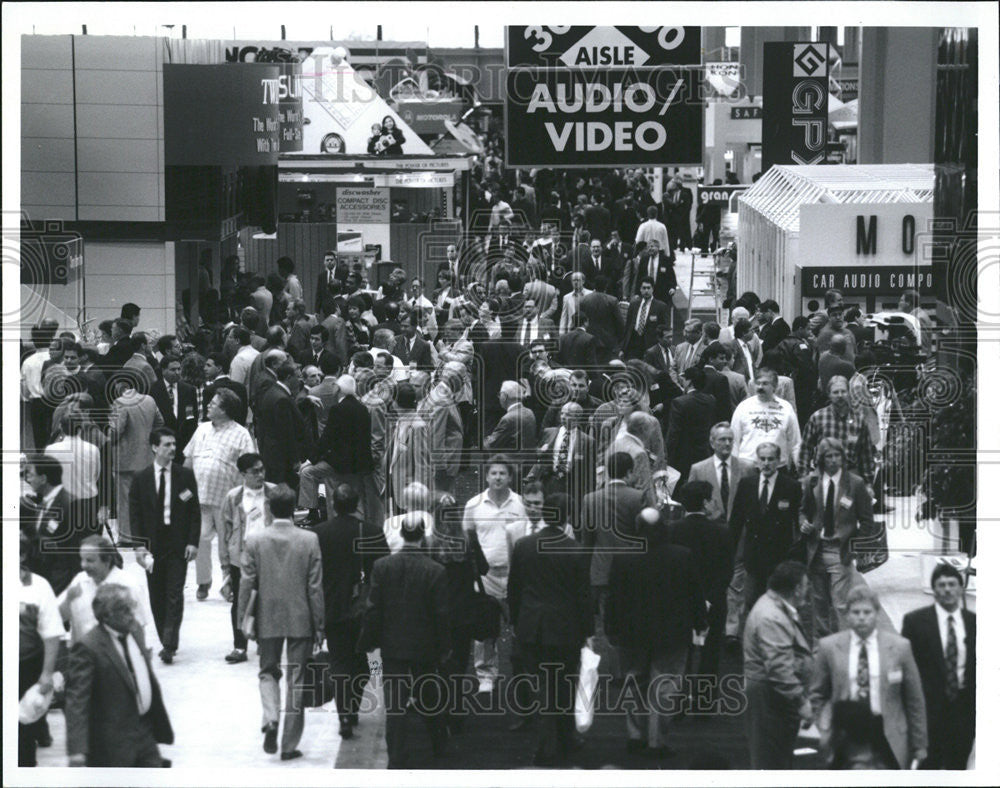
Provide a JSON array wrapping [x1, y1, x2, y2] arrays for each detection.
[[703, 366, 736, 423], [256, 382, 311, 480], [508, 526, 592, 648], [218, 482, 276, 568], [203, 376, 248, 425], [761, 317, 791, 354], [688, 455, 754, 525], [150, 379, 198, 451], [722, 368, 750, 409], [665, 391, 716, 476], [419, 394, 464, 480], [310, 513, 390, 627], [558, 328, 599, 368], [484, 402, 537, 453], [101, 337, 133, 371], [729, 470, 802, 580], [129, 463, 201, 557], [728, 339, 757, 382], [522, 279, 559, 321], [64, 625, 173, 765], [800, 470, 875, 567], [529, 426, 596, 499], [622, 296, 670, 358], [559, 289, 593, 334], [21, 487, 80, 595], [587, 250, 623, 290], [668, 513, 734, 603], [900, 605, 976, 726], [357, 545, 451, 662], [642, 250, 678, 303], [605, 530, 706, 651], [122, 354, 157, 392], [580, 480, 647, 587], [386, 413, 433, 503], [109, 393, 164, 472], [810, 629, 928, 768], [673, 336, 706, 376], [237, 519, 324, 640], [392, 333, 434, 369]]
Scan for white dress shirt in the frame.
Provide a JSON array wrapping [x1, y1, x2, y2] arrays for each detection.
[[737, 339, 756, 384], [849, 629, 881, 714], [935, 603, 967, 688], [103, 625, 153, 715], [153, 460, 171, 525], [21, 350, 51, 399]]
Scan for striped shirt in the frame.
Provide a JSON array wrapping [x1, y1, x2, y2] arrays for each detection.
[[185, 419, 256, 507]]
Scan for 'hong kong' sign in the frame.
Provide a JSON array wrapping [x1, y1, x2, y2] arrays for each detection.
[[761, 42, 829, 173]]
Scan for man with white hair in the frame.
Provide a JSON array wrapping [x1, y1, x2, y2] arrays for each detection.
[[559, 271, 593, 335], [720, 306, 762, 365], [484, 380, 537, 453], [382, 482, 435, 553]]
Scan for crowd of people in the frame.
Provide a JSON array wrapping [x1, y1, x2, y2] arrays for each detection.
[[18, 154, 971, 771]]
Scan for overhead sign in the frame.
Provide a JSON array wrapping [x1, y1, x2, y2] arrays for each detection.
[[761, 42, 830, 173], [505, 68, 702, 167], [798, 202, 934, 268], [697, 184, 748, 207], [395, 99, 464, 134], [507, 26, 702, 68], [705, 62, 741, 97], [731, 106, 762, 120], [336, 187, 390, 224], [801, 266, 935, 296]]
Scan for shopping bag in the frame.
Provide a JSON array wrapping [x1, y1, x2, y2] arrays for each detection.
[[574, 645, 601, 733]]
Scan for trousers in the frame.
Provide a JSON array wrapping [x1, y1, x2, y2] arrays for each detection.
[[745, 678, 800, 769], [258, 636, 312, 754], [228, 565, 248, 650], [196, 504, 225, 587], [147, 552, 187, 651], [620, 644, 689, 748], [381, 658, 448, 769], [326, 619, 370, 721]]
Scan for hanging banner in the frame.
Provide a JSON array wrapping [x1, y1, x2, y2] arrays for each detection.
[[761, 42, 829, 173], [705, 61, 742, 97], [506, 26, 702, 68], [336, 187, 390, 224]]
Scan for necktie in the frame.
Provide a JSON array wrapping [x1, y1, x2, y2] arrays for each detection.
[[118, 633, 138, 688], [823, 479, 836, 537], [648, 255, 656, 280], [637, 298, 650, 335], [945, 615, 959, 699], [158, 466, 167, 521], [555, 430, 571, 476], [759, 476, 769, 513], [720, 461, 730, 518], [594, 256, 601, 271], [857, 641, 870, 703]]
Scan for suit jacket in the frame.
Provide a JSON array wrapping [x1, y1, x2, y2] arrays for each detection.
[[900, 605, 976, 736], [688, 455, 754, 525], [392, 333, 434, 369], [559, 289, 593, 334], [810, 629, 928, 768], [728, 339, 756, 382], [129, 463, 201, 557], [508, 526, 592, 648], [150, 379, 198, 451], [321, 313, 351, 366], [319, 394, 374, 473], [580, 480, 646, 587], [606, 530, 706, 650], [668, 513, 734, 603], [357, 545, 450, 662], [123, 354, 158, 392], [316, 270, 345, 316], [256, 383, 311, 481], [64, 625, 173, 765], [101, 337, 133, 371], [703, 366, 735, 423], [673, 336, 706, 376], [800, 470, 874, 566], [110, 393, 164, 472], [237, 519, 324, 639], [665, 391, 716, 476], [21, 487, 80, 595], [642, 250, 678, 302], [743, 590, 813, 704], [622, 297, 671, 358], [310, 513, 390, 627], [558, 328, 599, 368], [419, 394, 464, 480], [588, 250, 623, 291], [386, 412, 433, 503], [203, 376, 248, 426], [722, 368, 750, 409], [522, 279, 559, 321], [484, 402, 537, 452], [578, 291, 624, 360], [218, 482, 276, 568], [761, 317, 791, 354], [512, 317, 557, 347], [729, 470, 801, 580], [529, 426, 596, 500]]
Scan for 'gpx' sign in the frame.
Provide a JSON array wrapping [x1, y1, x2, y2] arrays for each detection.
[[761, 41, 830, 172]]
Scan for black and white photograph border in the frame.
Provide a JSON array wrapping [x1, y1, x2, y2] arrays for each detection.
[[2, 2, 998, 787]]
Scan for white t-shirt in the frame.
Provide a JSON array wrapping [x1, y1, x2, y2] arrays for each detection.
[[731, 395, 801, 467], [59, 566, 149, 645], [20, 572, 63, 661]]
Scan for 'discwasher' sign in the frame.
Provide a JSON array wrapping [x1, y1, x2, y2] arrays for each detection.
[[505, 26, 703, 167]]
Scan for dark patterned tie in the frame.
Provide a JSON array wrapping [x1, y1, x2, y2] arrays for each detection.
[[556, 430, 571, 476], [759, 476, 769, 514], [720, 462, 730, 518], [637, 298, 650, 335], [158, 466, 167, 520], [857, 641, 870, 704], [945, 615, 960, 700], [823, 480, 837, 538]]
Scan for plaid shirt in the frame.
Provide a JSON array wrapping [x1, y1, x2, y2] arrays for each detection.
[[185, 420, 256, 507], [800, 403, 876, 483]]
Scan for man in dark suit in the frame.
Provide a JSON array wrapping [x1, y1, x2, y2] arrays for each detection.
[[508, 496, 592, 767], [309, 484, 390, 740], [606, 507, 705, 756], [558, 312, 599, 368], [65, 583, 173, 766], [587, 239, 622, 293], [256, 360, 312, 488], [304, 325, 338, 370], [702, 341, 740, 423], [638, 238, 677, 304], [129, 427, 201, 664], [150, 356, 198, 458], [528, 401, 596, 508], [513, 296, 558, 349], [728, 442, 802, 617], [21, 454, 80, 596], [358, 512, 451, 769], [316, 251, 347, 317], [202, 352, 248, 425], [901, 563, 975, 769], [665, 366, 717, 480], [758, 300, 791, 354], [622, 277, 670, 360], [101, 318, 135, 371], [392, 312, 434, 369], [580, 275, 625, 363]]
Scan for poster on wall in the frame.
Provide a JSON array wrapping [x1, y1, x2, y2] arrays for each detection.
[[761, 42, 830, 172], [336, 188, 390, 225]]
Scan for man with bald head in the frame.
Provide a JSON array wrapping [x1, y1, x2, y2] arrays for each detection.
[[382, 482, 435, 553], [529, 400, 596, 504], [484, 380, 537, 453], [818, 334, 857, 394]]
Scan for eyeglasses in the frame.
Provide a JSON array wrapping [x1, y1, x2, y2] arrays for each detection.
[[245, 466, 266, 475]]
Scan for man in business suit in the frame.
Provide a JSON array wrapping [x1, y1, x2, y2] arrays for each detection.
[[622, 277, 670, 360], [743, 560, 814, 769], [108, 382, 164, 539], [528, 401, 596, 507], [509, 495, 592, 767], [607, 507, 705, 757], [129, 428, 200, 664], [811, 586, 927, 769], [202, 353, 249, 425], [587, 239, 622, 293], [728, 318, 759, 384], [21, 454, 81, 597], [758, 300, 791, 354], [581, 275, 626, 363], [643, 322, 679, 384], [700, 342, 739, 424], [256, 360, 311, 489], [729, 442, 802, 618], [484, 380, 537, 453], [672, 319, 706, 378], [309, 484, 389, 739], [150, 356, 198, 459], [522, 263, 560, 322], [316, 251, 347, 318], [304, 325, 337, 369], [665, 366, 717, 480], [358, 512, 451, 769], [65, 583, 173, 767], [513, 296, 557, 349], [558, 312, 599, 369], [559, 271, 593, 335], [101, 318, 136, 372], [392, 311, 434, 369], [799, 436, 875, 641], [901, 563, 975, 769], [638, 238, 677, 307], [238, 484, 324, 761]]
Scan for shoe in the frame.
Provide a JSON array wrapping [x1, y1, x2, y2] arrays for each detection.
[[507, 716, 533, 732], [220, 579, 233, 602], [225, 649, 248, 664], [339, 721, 354, 739], [159, 648, 174, 664], [477, 679, 494, 694], [263, 724, 278, 754], [197, 583, 210, 601], [280, 749, 303, 761], [642, 745, 676, 759], [626, 739, 647, 754]]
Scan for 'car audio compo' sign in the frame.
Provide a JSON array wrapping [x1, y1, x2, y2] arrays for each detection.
[[505, 26, 703, 167], [761, 42, 830, 173]]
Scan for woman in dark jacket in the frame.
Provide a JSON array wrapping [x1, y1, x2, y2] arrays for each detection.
[[378, 115, 406, 155]]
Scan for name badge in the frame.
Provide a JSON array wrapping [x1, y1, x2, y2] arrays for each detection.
[[777, 500, 790, 511], [650, 383, 660, 391], [648, 314, 658, 322], [46, 518, 59, 533], [540, 443, 551, 452], [799, 343, 809, 350], [887, 669, 903, 684], [185, 406, 196, 419], [179, 489, 193, 502], [839, 496, 853, 509]]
